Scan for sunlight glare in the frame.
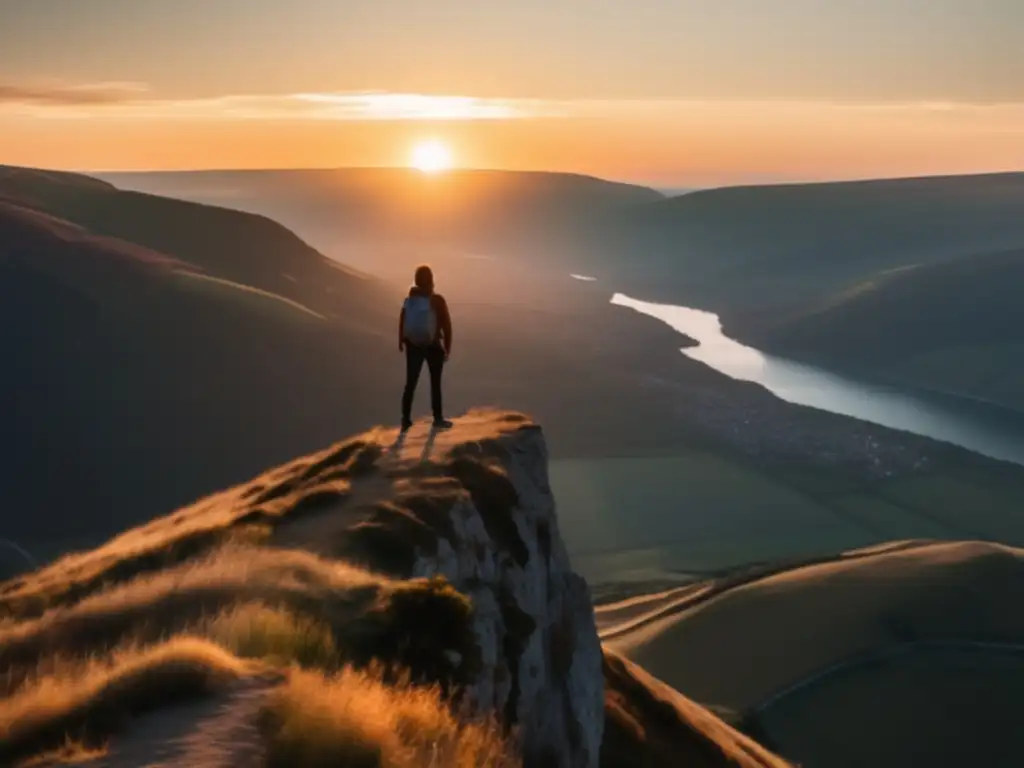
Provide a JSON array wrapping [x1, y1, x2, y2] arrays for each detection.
[[410, 140, 453, 174]]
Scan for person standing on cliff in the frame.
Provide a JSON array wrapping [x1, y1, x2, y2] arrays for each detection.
[[399, 264, 454, 431]]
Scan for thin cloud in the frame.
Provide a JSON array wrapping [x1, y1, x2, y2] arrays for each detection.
[[289, 92, 558, 120], [0, 85, 559, 121], [0, 81, 148, 107], [2, 83, 1022, 128]]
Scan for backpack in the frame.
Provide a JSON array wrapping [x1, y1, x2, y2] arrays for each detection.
[[403, 295, 437, 346]]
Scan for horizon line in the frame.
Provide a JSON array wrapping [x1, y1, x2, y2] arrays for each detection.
[[82, 163, 1024, 193]]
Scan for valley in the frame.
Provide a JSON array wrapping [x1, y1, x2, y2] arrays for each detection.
[[10, 165, 1024, 594]]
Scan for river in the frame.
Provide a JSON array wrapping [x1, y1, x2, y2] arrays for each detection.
[[611, 293, 1024, 467]]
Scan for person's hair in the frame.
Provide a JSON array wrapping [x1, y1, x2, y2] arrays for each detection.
[[414, 264, 434, 291]]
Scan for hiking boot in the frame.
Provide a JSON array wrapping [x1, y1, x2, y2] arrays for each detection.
[[432, 419, 454, 430]]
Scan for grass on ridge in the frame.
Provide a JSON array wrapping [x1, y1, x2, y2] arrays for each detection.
[[17, 738, 108, 767], [205, 603, 339, 670], [0, 411, 544, 766], [0, 587, 500, 767], [0, 637, 255, 765], [260, 666, 518, 768], [0, 431, 383, 622], [0, 544, 384, 698]]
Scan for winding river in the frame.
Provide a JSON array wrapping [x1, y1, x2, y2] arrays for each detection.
[[612, 293, 1024, 467]]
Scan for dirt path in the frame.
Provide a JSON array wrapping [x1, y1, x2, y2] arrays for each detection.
[[59, 677, 278, 768]]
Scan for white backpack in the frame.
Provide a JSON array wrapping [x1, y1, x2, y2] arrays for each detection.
[[403, 295, 437, 346]]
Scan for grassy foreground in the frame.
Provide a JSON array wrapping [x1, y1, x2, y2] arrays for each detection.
[[0, 411, 792, 767]]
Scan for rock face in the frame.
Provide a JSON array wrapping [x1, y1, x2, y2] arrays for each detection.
[[399, 413, 605, 767]]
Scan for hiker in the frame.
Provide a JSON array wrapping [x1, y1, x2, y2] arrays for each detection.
[[399, 264, 453, 431]]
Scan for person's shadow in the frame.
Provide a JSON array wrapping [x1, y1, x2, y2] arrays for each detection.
[[386, 426, 439, 463], [388, 430, 409, 456], [421, 426, 440, 463]]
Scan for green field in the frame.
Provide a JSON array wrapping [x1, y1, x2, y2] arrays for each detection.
[[553, 451, 1024, 585], [550, 453, 876, 583], [870, 474, 1024, 543], [824, 494, 953, 540]]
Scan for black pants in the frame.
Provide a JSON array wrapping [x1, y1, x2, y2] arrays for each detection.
[[402, 343, 445, 423]]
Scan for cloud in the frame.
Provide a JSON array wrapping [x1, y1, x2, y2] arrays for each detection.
[[2, 82, 1022, 131], [288, 92, 559, 120], [0, 83, 557, 121], [175, 91, 565, 121], [0, 81, 149, 107]]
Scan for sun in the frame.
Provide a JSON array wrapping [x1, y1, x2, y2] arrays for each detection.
[[410, 139, 453, 174]]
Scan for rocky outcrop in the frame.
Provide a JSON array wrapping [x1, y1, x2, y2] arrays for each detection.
[[407, 414, 604, 767], [338, 410, 605, 767]]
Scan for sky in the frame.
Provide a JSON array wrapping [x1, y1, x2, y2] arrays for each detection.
[[1, 0, 1022, 186]]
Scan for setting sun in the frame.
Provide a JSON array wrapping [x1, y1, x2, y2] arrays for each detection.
[[410, 140, 453, 174]]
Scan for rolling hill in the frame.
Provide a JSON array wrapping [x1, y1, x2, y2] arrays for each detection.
[[0, 187, 399, 554], [0, 164, 394, 326], [97, 169, 1024, 317], [97, 167, 664, 281], [0, 166, 703, 563], [603, 539, 1024, 768], [567, 170, 1024, 416], [737, 247, 1024, 410], [586, 172, 1024, 315], [11, 162, 1024, 589]]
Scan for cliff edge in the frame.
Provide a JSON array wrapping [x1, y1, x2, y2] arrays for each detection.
[[0, 410, 789, 767]]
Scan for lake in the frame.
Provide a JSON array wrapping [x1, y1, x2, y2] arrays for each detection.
[[611, 293, 1024, 468], [549, 286, 1024, 587]]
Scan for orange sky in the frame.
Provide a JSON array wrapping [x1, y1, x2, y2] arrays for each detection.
[[2, 1, 1022, 186], [4, 99, 1022, 187]]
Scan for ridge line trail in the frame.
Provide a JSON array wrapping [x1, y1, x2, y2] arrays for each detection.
[[55, 676, 280, 768]]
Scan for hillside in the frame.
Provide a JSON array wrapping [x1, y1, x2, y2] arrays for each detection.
[[0, 191, 399, 554], [603, 539, 1024, 767], [13, 162, 1024, 614], [0, 166, 711, 562], [97, 167, 664, 281], [738, 247, 1024, 410], [586, 172, 1024, 315], [0, 164, 395, 324], [0, 411, 792, 768]]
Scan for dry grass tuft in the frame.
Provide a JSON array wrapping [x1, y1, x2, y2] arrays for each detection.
[[0, 545, 383, 696], [0, 543, 479, 702], [205, 603, 339, 670], [16, 738, 108, 767], [0, 638, 254, 765], [260, 666, 519, 768], [0, 434, 382, 622]]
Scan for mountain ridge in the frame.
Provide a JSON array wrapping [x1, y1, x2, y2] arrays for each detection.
[[585, 170, 1024, 315]]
